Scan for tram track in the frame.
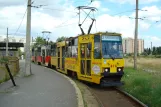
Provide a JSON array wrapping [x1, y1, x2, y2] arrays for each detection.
[[83, 83, 148, 107]]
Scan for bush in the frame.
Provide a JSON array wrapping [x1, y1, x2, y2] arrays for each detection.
[[0, 57, 9, 63], [155, 55, 161, 58]]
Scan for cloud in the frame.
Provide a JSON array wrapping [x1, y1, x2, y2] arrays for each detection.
[[143, 35, 161, 48], [157, 23, 161, 28], [129, 6, 161, 30], [139, 6, 161, 21], [101, 8, 109, 12], [89, 1, 101, 8], [139, 21, 151, 30], [107, 0, 159, 4], [130, 6, 161, 22], [0, 0, 160, 48], [0, 5, 27, 35], [0, 0, 26, 8]]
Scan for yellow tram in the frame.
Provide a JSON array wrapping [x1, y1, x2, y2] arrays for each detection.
[[50, 32, 124, 86]]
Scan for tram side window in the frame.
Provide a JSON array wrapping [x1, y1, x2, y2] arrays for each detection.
[[51, 45, 56, 57], [94, 35, 101, 59], [72, 46, 78, 58], [51, 49, 56, 56], [72, 38, 78, 58], [67, 46, 72, 57], [67, 38, 78, 58]]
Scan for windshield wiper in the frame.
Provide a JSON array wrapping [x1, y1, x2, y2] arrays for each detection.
[[104, 46, 115, 60], [109, 54, 115, 60]]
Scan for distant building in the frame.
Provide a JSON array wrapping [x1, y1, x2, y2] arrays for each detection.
[[122, 38, 144, 54]]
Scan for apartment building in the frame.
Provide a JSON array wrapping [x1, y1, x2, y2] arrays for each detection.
[[122, 38, 144, 54]]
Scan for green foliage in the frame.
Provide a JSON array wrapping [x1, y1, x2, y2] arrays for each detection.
[[122, 67, 161, 107], [144, 46, 161, 58], [0, 57, 9, 63], [18, 48, 22, 57], [141, 52, 148, 56], [56, 36, 66, 42], [33, 36, 46, 47]]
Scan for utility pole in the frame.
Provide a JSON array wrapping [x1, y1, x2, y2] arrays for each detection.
[[134, 0, 139, 70], [151, 42, 152, 55], [6, 28, 8, 56], [25, 0, 32, 75]]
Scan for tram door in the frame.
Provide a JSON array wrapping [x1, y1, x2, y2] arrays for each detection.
[[80, 43, 91, 76], [57, 47, 60, 69], [42, 49, 46, 64], [62, 46, 65, 70]]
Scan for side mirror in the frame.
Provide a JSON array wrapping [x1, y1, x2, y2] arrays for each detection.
[[87, 43, 92, 50]]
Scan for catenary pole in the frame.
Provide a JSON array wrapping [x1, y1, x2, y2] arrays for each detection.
[[134, 0, 139, 70], [6, 28, 8, 56], [25, 0, 32, 75]]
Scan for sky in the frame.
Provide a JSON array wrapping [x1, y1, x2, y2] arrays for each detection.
[[0, 0, 161, 48]]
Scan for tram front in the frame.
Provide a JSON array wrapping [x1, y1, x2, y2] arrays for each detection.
[[93, 33, 124, 87]]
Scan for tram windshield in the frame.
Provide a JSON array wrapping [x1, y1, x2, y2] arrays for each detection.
[[102, 35, 123, 59]]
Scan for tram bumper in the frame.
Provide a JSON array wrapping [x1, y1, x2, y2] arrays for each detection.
[[101, 80, 124, 87], [101, 71, 124, 87]]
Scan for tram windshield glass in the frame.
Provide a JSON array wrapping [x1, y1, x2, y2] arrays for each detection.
[[102, 35, 123, 59]]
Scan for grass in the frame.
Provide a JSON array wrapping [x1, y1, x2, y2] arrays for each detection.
[[0, 77, 9, 84], [122, 67, 161, 107], [125, 57, 161, 72]]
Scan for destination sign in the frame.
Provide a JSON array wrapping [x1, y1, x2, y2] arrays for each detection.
[[102, 35, 121, 41]]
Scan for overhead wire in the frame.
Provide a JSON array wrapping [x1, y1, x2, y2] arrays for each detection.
[[41, 7, 77, 13], [14, 8, 27, 36], [148, 20, 161, 29], [54, 13, 79, 28]]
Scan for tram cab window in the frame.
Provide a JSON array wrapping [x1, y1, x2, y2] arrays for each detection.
[[94, 35, 101, 59]]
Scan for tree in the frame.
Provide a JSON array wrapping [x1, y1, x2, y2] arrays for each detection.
[[148, 48, 151, 55], [33, 36, 46, 47], [18, 48, 22, 57], [56, 36, 66, 42], [152, 47, 156, 55]]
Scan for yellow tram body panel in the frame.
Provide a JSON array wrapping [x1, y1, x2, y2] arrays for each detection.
[[51, 56, 57, 66], [65, 58, 78, 72]]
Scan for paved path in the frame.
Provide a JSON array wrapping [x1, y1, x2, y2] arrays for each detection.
[[0, 60, 77, 107]]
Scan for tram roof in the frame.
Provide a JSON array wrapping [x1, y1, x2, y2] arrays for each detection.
[[66, 32, 122, 40], [93, 32, 122, 36]]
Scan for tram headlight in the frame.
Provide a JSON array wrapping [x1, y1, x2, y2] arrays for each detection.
[[104, 68, 108, 72], [117, 67, 123, 72], [118, 68, 121, 71]]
